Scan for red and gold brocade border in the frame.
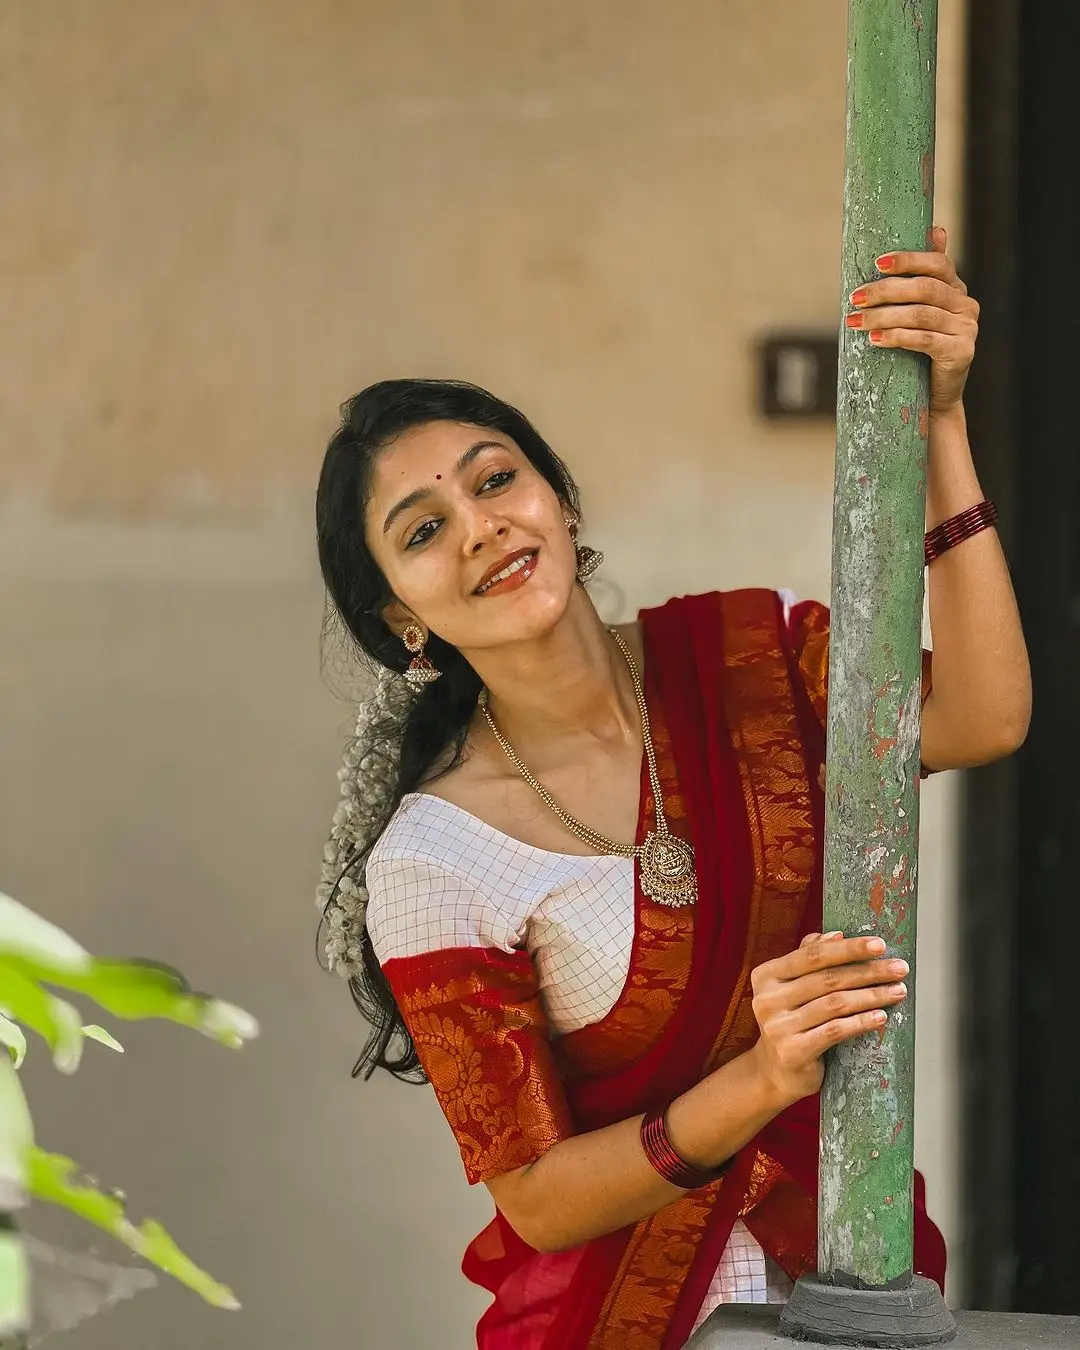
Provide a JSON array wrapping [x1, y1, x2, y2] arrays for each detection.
[[587, 591, 820, 1349], [383, 947, 574, 1184], [789, 600, 831, 731], [703, 588, 820, 1073]]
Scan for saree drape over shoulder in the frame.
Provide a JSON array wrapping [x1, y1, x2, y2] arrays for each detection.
[[370, 589, 945, 1349]]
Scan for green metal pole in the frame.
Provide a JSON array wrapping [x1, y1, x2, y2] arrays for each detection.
[[819, 0, 937, 1290]]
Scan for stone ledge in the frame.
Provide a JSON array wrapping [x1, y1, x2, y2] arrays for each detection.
[[685, 1304, 1080, 1349]]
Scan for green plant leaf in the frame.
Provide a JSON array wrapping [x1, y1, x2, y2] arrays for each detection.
[[27, 1150, 240, 1311], [0, 1222, 31, 1342], [2, 956, 257, 1049], [0, 1014, 27, 1069], [0, 894, 91, 973], [81, 1024, 124, 1054], [0, 1055, 32, 1214], [0, 962, 84, 1073]]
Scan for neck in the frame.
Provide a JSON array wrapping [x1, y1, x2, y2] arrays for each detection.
[[462, 588, 640, 752]]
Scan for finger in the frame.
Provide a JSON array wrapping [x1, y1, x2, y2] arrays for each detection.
[[876, 249, 958, 286], [758, 931, 842, 990], [850, 277, 973, 315], [788, 981, 908, 1035], [866, 328, 974, 361], [848, 304, 971, 338], [929, 224, 948, 254], [800, 1008, 890, 1056], [783, 957, 910, 1010], [771, 935, 885, 983], [799, 928, 845, 950]]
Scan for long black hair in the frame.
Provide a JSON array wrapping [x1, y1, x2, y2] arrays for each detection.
[[316, 379, 581, 1082]]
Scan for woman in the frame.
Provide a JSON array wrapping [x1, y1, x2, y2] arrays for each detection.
[[314, 229, 1030, 1348]]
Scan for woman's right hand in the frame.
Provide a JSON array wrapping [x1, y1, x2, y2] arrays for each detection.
[[747, 931, 909, 1107]]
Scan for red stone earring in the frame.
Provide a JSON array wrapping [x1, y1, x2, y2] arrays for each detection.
[[401, 624, 441, 690]]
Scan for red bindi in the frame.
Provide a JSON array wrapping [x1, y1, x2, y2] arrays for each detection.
[[435, 473, 442, 480]]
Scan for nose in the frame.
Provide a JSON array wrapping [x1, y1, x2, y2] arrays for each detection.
[[461, 500, 509, 556]]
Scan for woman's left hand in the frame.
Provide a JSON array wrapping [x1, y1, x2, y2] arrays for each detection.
[[846, 225, 979, 416]]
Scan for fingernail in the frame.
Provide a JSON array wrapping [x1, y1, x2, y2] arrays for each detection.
[[850, 288, 869, 306], [869, 330, 884, 344], [888, 983, 908, 997], [872, 1010, 888, 1024], [823, 930, 844, 940], [845, 313, 863, 329], [867, 938, 887, 954], [889, 960, 910, 977], [876, 254, 896, 271]]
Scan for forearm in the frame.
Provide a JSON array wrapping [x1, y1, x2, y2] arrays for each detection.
[[922, 404, 1031, 764], [506, 1045, 785, 1253]]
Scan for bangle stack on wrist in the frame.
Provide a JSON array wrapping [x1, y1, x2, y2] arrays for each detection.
[[639, 1105, 735, 1190], [924, 499, 999, 566]]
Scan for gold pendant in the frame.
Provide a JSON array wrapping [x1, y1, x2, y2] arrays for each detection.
[[639, 830, 697, 908]]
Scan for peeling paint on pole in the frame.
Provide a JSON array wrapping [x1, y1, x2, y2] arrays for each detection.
[[819, 0, 938, 1290]]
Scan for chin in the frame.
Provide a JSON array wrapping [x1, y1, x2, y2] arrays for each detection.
[[462, 575, 574, 649]]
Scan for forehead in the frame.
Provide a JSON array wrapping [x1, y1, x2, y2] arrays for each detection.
[[367, 421, 514, 499], [387, 419, 481, 460]]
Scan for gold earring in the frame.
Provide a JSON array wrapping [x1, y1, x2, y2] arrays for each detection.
[[401, 624, 441, 689], [564, 513, 603, 583]]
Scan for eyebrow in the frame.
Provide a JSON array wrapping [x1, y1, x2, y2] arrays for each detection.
[[381, 440, 506, 534]]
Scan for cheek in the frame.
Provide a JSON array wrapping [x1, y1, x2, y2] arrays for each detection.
[[377, 548, 448, 616]]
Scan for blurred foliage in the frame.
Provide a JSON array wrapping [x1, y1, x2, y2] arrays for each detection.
[[0, 893, 258, 1342]]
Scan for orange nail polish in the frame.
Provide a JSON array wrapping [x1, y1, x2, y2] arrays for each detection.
[[845, 313, 863, 329], [869, 330, 884, 343], [850, 288, 869, 305], [876, 255, 896, 271]]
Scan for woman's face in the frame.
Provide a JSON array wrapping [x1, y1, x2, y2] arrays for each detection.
[[364, 420, 578, 654]]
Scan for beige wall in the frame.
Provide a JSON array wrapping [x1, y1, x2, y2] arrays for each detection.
[[1, 3, 967, 1345]]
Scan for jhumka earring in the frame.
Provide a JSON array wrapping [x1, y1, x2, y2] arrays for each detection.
[[401, 624, 441, 690], [564, 513, 604, 584]]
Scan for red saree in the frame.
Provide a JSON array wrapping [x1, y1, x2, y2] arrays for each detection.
[[381, 589, 946, 1349]]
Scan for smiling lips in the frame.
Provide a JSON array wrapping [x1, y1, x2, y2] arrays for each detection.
[[474, 548, 539, 596]]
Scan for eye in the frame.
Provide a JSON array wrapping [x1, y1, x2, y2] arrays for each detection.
[[405, 519, 442, 550], [479, 469, 516, 493]]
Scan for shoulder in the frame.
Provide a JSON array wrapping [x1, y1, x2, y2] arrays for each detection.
[[364, 795, 551, 966], [644, 588, 816, 633]]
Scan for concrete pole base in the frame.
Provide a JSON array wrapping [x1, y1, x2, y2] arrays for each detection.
[[776, 1276, 957, 1346], [685, 1303, 1080, 1349]]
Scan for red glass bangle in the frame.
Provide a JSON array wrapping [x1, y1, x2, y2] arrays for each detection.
[[640, 1106, 734, 1190], [924, 499, 999, 566]]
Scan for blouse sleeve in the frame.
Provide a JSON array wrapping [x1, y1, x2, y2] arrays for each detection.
[[367, 853, 576, 1185]]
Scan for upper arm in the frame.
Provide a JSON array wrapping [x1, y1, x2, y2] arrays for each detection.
[[366, 848, 576, 1195], [919, 679, 1026, 772]]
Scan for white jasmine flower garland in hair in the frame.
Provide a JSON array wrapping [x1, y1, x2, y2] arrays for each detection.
[[316, 665, 417, 979]]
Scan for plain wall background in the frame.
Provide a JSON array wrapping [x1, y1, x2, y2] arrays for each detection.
[[0, 3, 968, 1345]]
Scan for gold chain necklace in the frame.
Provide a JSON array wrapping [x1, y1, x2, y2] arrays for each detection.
[[479, 629, 697, 908]]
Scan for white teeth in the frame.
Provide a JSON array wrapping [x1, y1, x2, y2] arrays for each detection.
[[477, 552, 535, 593]]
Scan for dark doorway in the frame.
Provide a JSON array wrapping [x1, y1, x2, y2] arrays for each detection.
[[961, 0, 1080, 1314]]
